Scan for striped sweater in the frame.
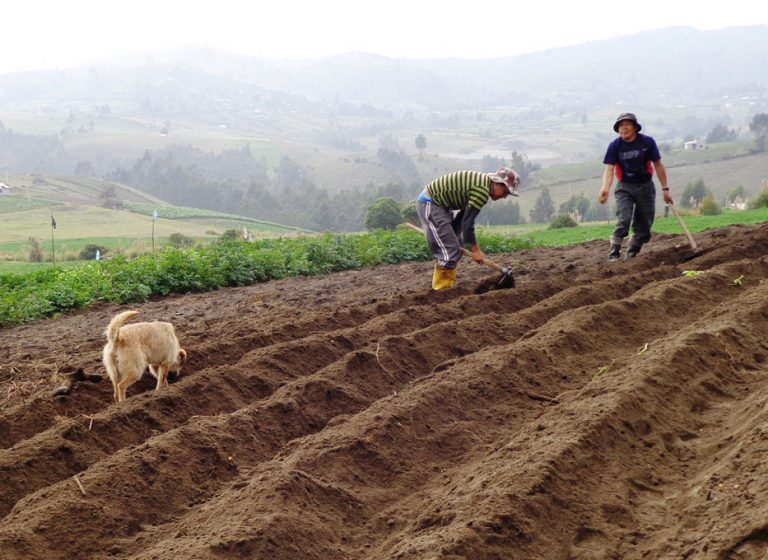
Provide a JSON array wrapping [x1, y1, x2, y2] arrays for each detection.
[[424, 170, 492, 211]]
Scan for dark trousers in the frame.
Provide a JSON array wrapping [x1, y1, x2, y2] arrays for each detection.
[[611, 180, 656, 247]]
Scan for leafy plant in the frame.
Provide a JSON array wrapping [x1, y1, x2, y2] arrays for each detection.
[[79, 244, 108, 260], [549, 214, 578, 229], [699, 195, 722, 216], [749, 188, 768, 210]]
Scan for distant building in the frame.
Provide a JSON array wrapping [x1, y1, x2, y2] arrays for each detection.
[[0, 182, 9, 194], [684, 140, 706, 151], [726, 197, 749, 211]]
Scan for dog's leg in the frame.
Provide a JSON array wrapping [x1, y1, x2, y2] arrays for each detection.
[[117, 366, 140, 402], [117, 379, 130, 402], [155, 365, 169, 390]]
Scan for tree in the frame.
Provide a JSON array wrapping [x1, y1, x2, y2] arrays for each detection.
[[728, 185, 748, 201], [705, 123, 737, 144], [414, 134, 427, 156], [749, 113, 768, 152], [509, 151, 541, 185], [482, 199, 522, 225], [529, 188, 555, 224], [274, 155, 308, 188], [74, 161, 95, 176], [364, 197, 403, 230], [558, 193, 591, 222], [680, 179, 710, 209], [480, 154, 505, 173], [749, 188, 768, 210], [401, 201, 418, 225]]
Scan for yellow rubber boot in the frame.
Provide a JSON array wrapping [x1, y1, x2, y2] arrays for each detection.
[[432, 264, 457, 290]]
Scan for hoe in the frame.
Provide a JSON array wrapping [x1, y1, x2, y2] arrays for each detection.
[[404, 222, 515, 290]]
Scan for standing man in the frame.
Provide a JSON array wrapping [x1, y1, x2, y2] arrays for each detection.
[[417, 167, 520, 289], [598, 112, 673, 261]]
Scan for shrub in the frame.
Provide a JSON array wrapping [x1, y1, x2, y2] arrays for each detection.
[[101, 197, 123, 209], [365, 197, 403, 230], [549, 214, 578, 229], [28, 237, 44, 262], [79, 244, 108, 260], [749, 189, 768, 210], [699, 195, 722, 215], [168, 233, 194, 248], [219, 229, 241, 242]]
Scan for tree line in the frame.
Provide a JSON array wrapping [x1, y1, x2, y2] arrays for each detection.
[[107, 144, 425, 231]]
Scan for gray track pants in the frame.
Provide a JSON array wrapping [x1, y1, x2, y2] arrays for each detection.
[[417, 200, 462, 269]]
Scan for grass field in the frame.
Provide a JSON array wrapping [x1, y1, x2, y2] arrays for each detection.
[[488, 207, 768, 247], [0, 178, 307, 270]]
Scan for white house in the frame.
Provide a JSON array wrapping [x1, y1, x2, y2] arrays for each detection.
[[0, 182, 10, 194], [684, 140, 706, 151]]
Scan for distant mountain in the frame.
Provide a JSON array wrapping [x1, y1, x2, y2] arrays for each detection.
[[1, 25, 767, 114]]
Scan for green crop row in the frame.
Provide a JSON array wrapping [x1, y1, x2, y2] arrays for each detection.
[[0, 229, 535, 328], [0, 195, 62, 214]]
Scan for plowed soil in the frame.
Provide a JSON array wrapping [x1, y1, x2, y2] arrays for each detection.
[[2, 223, 768, 560]]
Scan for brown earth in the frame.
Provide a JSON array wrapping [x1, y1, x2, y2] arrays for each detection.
[[2, 222, 768, 560]]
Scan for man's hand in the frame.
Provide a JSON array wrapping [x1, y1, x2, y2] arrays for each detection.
[[470, 245, 485, 265], [662, 189, 674, 205], [598, 189, 610, 204]]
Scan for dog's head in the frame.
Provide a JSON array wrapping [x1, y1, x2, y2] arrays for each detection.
[[167, 349, 188, 383], [175, 349, 188, 370]]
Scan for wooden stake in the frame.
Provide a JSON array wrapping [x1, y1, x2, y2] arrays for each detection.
[[73, 475, 86, 496]]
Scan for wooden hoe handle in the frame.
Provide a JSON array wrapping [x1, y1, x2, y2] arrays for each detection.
[[668, 203, 699, 251]]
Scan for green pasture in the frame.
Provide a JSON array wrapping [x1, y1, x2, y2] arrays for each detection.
[[486, 207, 768, 247], [2, 175, 167, 206], [0, 206, 214, 244], [121, 202, 304, 233], [0, 207, 294, 269]]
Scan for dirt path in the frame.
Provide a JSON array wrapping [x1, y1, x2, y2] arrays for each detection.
[[1, 222, 768, 559]]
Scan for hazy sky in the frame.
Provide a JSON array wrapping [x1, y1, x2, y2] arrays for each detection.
[[2, 0, 767, 74]]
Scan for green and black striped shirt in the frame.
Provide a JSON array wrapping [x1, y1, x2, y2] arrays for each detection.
[[424, 170, 492, 211]]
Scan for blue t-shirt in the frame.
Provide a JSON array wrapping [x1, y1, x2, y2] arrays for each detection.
[[603, 133, 661, 184]]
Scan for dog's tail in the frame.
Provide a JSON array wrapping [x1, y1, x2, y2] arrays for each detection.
[[105, 310, 140, 342]]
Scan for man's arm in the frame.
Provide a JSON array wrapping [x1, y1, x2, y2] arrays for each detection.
[[654, 160, 674, 204], [460, 206, 485, 264], [598, 164, 615, 204]]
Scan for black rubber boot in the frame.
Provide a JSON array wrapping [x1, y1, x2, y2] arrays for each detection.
[[626, 242, 642, 259], [608, 243, 622, 262]]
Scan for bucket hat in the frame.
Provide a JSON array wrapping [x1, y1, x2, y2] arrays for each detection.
[[613, 112, 642, 132], [488, 167, 520, 196]]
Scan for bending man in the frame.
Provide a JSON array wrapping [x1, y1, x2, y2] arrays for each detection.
[[417, 168, 520, 290]]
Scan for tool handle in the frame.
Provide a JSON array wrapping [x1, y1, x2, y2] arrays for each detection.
[[403, 222, 506, 272], [668, 203, 699, 250]]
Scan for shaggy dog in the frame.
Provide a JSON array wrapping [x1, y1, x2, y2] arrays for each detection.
[[103, 310, 187, 402]]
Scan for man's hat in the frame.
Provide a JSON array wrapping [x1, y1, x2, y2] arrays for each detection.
[[488, 167, 521, 196], [613, 112, 642, 132]]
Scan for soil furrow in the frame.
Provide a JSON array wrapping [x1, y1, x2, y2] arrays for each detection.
[[108, 259, 768, 559], [1, 225, 767, 559]]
